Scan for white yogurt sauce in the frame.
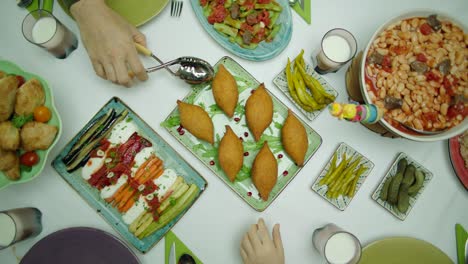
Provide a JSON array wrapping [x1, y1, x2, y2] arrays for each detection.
[[121, 169, 178, 224], [81, 157, 105, 180], [100, 175, 128, 199], [108, 121, 139, 145], [130, 147, 155, 176]]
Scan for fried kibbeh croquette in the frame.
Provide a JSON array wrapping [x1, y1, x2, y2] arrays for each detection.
[[0, 121, 20, 150], [251, 141, 278, 201], [15, 79, 45, 116], [0, 76, 19, 122], [4, 154, 20, 181], [0, 148, 17, 171], [177, 100, 214, 144], [212, 64, 238, 118], [245, 83, 273, 142], [281, 110, 308, 166], [218, 126, 244, 182], [0, 71, 5, 79], [21, 121, 58, 151]]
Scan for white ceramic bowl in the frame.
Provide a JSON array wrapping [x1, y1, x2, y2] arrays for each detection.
[[360, 10, 467, 141]]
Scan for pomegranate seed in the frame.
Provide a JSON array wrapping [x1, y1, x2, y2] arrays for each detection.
[[178, 130, 185, 135], [244, 152, 249, 156], [209, 161, 215, 166], [239, 137, 244, 141], [244, 132, 249, 137], [277, 154, 283, 159], [250, 90, 255, 94], [282, 170, 289, 176], [234, 117, 240, 122], [247, 192, 252, 196], [177, 125, 183, 132]]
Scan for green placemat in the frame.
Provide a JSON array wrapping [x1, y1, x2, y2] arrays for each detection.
[[25, 0, 53, 13], [165, 231, 203, 264], [456, 224, 467, 264], [292, 0, 311, 24]]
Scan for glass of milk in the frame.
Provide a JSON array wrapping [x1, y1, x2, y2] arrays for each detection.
[[312, 223, 361, 264], [22, 10, 78, 59], [0, 208, 42, 250], [314, 28, 357, 74]]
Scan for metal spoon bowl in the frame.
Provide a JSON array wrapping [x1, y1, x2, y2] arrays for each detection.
[[288, 0, 298, 6], [146, 57, 214, 85], [178, 253, 196, 264]]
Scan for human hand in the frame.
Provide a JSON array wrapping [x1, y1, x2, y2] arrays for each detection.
[[71, 0, 148, 87], [240, 218, 285, 264]]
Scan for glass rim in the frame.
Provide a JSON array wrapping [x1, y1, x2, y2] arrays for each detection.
[[22, 9, 59, 45], [323, 231, 362, 264], [0, 212, 17, 249], [320, 28, 358, 64]]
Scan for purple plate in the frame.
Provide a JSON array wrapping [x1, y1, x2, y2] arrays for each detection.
[[20, 227, 140, 264]]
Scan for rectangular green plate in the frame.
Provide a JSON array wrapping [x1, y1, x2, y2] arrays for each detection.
[[52, 97, 207, 253], [162, 56, 322, 211]]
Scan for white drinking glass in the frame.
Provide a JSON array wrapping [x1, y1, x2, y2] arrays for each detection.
[[314, 28, 357, 74], [22, 9, 78, 59], [0, 208, 42, 250], [312, 223, 361, 264]]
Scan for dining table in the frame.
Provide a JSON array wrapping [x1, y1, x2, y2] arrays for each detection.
[[0, 0, 467, 263]]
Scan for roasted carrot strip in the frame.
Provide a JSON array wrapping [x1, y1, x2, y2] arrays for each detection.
[[134, 156, 157, 180], [121, 195, 138, 213], [139, 160, 162, 182]]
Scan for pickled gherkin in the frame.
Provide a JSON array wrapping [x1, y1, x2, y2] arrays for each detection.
[[401, 164, 416, 187], [379, 176, 392, 201], [408, 169, 425, 196], [388, 171, 403, 205], [397, 185, 410, 214]]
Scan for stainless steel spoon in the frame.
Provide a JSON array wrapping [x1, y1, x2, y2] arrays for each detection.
[[391, 119, 447, 135], [178, 253, 196, 264], [146, 57, 214, 84], [288, 0, 298, 7]]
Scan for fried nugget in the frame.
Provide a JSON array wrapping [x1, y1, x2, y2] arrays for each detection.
[[0, 121, 20, 150], [0, 71, 5, 79], [0, 149, 20, 181], [251, 141, 278, 201], [4, 155, 20, 181], [212, 64, 238, 118], [0, 76, 19, 121], [21, 121, 58, 151], [15, 79, 45, 116], [245, 83, 273, 142], [281, 110, 308, 166], [177, 100, 214, 144], [218, 126, 244, 182]]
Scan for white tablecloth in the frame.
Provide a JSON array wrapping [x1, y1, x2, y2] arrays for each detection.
[[1, 0, 467, 263]]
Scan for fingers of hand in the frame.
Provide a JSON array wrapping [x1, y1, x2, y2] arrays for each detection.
[[257, 218, 272, 246], [272, 224, 285, 258], [241, 234, 254, 256], [240, 248, 249, 264], [248, 223, 261, 250], [132, 29, 147, 47], [103, 63, 117, 83], [112, 59, 132, 87], [92, 60, 106, 79], [127, 51, 148, 81]]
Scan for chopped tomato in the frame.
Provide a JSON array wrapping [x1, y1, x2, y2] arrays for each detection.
[[390, 45, 409, 55], [423, 112, 438, 123], [443, 75, 459, 96], [381, 55, 392, 73], [20, 151, 39, 167], [243, 0, 254, 10], [447, 102, 467, 120], [425, 71, 440, 82], [240, 23, 254, 32], [420, 23, 433, 35], [416, 53, 427, 63], [216, 0, 225, 5], [257, 10, 270, 27], [207, 5, 227, 24], [16, 76, 25, 87], [33, 106, 51, 123]]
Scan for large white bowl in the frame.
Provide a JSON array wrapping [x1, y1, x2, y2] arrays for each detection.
[[360, 10, 468, 141]]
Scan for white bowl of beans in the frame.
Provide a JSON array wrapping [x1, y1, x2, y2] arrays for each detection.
[[360, 10, 467, 141]]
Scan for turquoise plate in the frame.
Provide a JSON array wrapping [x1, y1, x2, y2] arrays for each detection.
[[52, 97, 207, 253], [190, 0, 293, 61], [162, 56, 322, 211], [0, 60, 62, 190]]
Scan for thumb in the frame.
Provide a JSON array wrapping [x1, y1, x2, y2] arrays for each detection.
[[131, 27, 147, 47], [272, 224, 284, 259]]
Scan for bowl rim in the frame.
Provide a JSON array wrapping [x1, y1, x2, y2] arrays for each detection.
[[359, 9, 468, 142]]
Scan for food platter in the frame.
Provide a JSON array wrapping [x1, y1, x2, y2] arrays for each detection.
[[52, 97, 207, 253], [360, 10, 468, 141], [372, 152, 433, 221], [0, 60, 62, 190], [448, 133, 468, 190], [162, 56, 322, 211], [190, 0, 292, 61]]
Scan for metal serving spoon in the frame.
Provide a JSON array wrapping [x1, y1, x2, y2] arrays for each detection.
[[391, 119, 447, 135], [288, 0, 298, 6], [135, 43, 214, 84], [178, 253, 196, 264]]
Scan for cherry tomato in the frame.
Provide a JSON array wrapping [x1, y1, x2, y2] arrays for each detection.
[[20, 151, 39, 167], [420, 23, 433, 35], [16, 76, 25, 88], [34, 106, 51, 123]]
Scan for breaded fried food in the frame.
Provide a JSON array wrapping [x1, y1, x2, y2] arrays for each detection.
[[21, 121, 58, 151], [0, 76, 19, 121], [0, 148, 17, 171], [0, 71, 5, 79], [4, 155, 20, 181], [177, 100, 214, 144], [15, 79, 45, 116], [281, 110, 308, 166], [0, 121, 20, 150], [245, 83, 273, 141], [251, 141, 278, 201], [212, 64, 238, 118], [218, 125, 244, 182]]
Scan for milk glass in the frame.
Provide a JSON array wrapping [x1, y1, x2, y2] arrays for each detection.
[[314, 28, 357, 74], [22, 10, 78, 59], [312, 223, 361, 264], [0, 208, 42, 250]]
